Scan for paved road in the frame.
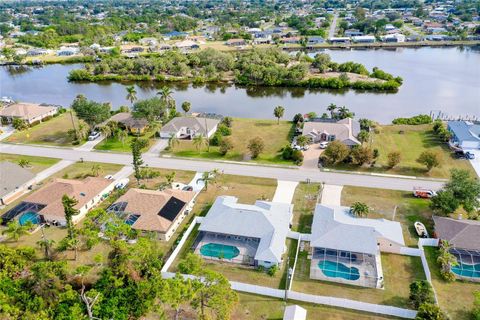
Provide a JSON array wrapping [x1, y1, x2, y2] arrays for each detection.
[[0, 143, 445, 191], [328, 13, 338, 39]]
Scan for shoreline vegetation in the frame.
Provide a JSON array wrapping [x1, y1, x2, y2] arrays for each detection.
[[66, 47, 403, 91]]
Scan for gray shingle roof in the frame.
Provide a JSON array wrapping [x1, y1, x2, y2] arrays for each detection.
[[448, 121, 480, 144], [310, 204, 405, 255], [198, 196, 293, 264], [0, 161, 35, 199], [433, 216, 480, 251], [160, 117, 220, 135]]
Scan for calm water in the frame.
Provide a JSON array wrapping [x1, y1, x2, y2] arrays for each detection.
[[1, 46, 479, 123]]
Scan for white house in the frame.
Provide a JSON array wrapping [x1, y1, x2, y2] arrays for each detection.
[[159, 116, 220, 139]]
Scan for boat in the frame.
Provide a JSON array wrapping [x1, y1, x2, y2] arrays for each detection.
[[414, 222, 429, 238]]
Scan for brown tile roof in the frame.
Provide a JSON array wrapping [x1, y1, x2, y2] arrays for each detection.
[[24, 177, 112, 219], [0, 103, 57, 120], [104, 112, 148, 130], [112, 188, 195, 233], [433, 216, 480, 251]]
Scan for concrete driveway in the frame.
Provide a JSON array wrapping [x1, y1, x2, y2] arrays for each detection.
[[272, 180, 299, 204], [321, 184, 343, 206], [302, 144, 323, 169]]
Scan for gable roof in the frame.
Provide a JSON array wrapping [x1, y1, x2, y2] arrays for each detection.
[[199, 196, 293, 264], [448, 121, 480, 144], [433, 216, 480, 250], [310, 204, 405, 255], [105, 112, 148, 129], [160, 117, 220, 135], [302, 118, 361, 145], [110, 188, 195, 233], [0, 161, 35, 198], [23, 177, 112, 219], [0, 103, 57, 120]]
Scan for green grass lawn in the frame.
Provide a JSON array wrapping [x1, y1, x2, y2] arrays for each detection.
[[5, 112, 83, 146], [291, 183, 321, 233], [0, 153, 60, 173], [292, 251, 425, 308], [424, 247, 480, 320], [49, 161, 124, 181], [166, 118, 295, 165], [341, 186, 434, 246], [329, 124, 475, 178], [94, 129, 157, 153]]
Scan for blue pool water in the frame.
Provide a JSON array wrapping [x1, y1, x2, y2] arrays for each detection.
[[452, 262, 480, 278], [318, 260, 360, 281], [125, 214, 140, 226], [19, 211, 40, 226], [200, 243, 240, 259]]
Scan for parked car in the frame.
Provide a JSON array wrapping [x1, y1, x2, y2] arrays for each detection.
[[88, 131, 101, 141], [413, 188, 437, 199], [319, 141, 329, 149], [182, 185, 193, 191], [115, 178, 130, 189], [466, 152, 475, 160], [104, 175, 114, 180], [455, 150, 475, 160]]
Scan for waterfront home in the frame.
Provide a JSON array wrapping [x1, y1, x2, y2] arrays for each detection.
[[345, 29, 364, 37], [433, 216, 480, 281], [281, 36, 301, 44], [107, 188, 195, 241], [0, 161, 35, 205], [195, 196, 293, 268], [1, 177, 115, 226], [159, 116, 220, 139], [102, 112, 149, 135], [26, 48, 49, 56], [381, 33, 406, 43], [309, 204, 405, 288], [0, 102, 57, 125], [352, 35, 376, 43], [302, 118, 361, 147], [328, 37, 350, 44], [447, 121, 480, 150], [225, 38, 247, 46], [307, 36, 324, 45]]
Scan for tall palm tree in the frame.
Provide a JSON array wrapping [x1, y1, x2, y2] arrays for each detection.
[[37, 238, 55, 260], [196, 169, 220, 191], [193, 134, 208, 151], [2, 220, 29, 242], [99, 125, 112, 139], [117, 129, 128, 146], [126, 85, 137, 105], [157, 86, 175, 109], [273, 105, 285, 124], [350, 202, 369, 217], [327, 103, 337, 118], [168, 134, 180, 151], [91, 164, 103, 177]]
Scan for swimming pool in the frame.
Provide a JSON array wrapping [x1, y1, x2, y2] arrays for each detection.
[[452, 262, 480, 278], [124, 214, 140, 226], [318, 260, 360, 281], [19, 211, 40, 226], [200, 243, 240, 260]]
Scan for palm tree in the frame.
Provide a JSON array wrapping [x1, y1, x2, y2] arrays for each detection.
[[196, 169, 220, 191], [181, 101, 191, 115], [37, 238, 55, 260], [2, 220, 29, 242], [91, 164, 103, 177], [117, 129, 128, 146], [350, 202, 369, 217], [193, 134, 208, 151], [99, 125, 112, 139], [327, 103, 337, 118], [126, 85, 137, 105], [168, 134, 180, 151], [18, 159, 31, 168], [337, 106, 354, 119], [157, 86, 175, 109], [273, 105, 285, 124]]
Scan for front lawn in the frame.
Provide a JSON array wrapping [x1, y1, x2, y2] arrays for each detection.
[[5, 112, 83, 146], [292, 251, 425, 308], [327, 124, 475, 178], [0, 153, 60, 173], [291, 182, 321, 233], [49, 161, 124, 181], [341, 186, 434, 246], [424, 247, 480, 320], [94, 129, 157, 153], [166, 118, 295, 165]]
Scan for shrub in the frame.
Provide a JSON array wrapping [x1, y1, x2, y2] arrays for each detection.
[[417, 151, 441, 172], [321, 140, 350, 165], [219, 137, 233, 155], [220, 116, 233, 128], [350, 146, 373, 165], [291, 150, 304, 165], [247, 137, 265, 159], [387, 151, 401, 168], [267, 265, 278, 277], [209, 132, 222, 146], [409, 280, 435, 309], [392, 114, 432, 125], [217, 124, 232, 136], [282, 145, 294, 160], [12, 118, 29, 130], [416, 303, 447, 320]]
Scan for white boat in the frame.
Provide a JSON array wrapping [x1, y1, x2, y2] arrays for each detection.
[[414, 221, 429, 238]]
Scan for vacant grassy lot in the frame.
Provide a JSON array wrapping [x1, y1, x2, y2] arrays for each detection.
[[49, 161, 124, 181], [0, 153, 59, 173], [5, 112, 83, 146], [291, 183, 321, 233], [128, 168, 196, 189], [341, 186, 434, 246], [425, 247, 480, 320], [329, 124, 475, 178], [94, 129, 157, 153], [292, 251, 425, 308], [167, 118, 294, 165]]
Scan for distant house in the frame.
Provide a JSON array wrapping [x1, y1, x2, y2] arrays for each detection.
[[0, 161, 35, 205], [352, 35, 376, 43], [283, 305, 307, 320], [281, 36, 301, 44], [103, 112, 148, 135], [174, 40, 199, 51], [345, 29, 363, 37], [139, 37, 158, 46], [306, 36, 324, 45], [195, 196, 293, 268], [225, 38, 247, 46], [309, 204, 405, 288], [433, 216, 480, 281], [26, 49, 49, 56], [302, 118, 361, 147], [447, 121, 480, 150], [381, 33, 406, 43], [163, 31, 188, 40], [159, 116, 220, 139], [108, 188, 195, 241], [253, 37, 271, 45], [0, 102, 58, 125], [328, 37, 350, 44], [1, 177, 115, 226]]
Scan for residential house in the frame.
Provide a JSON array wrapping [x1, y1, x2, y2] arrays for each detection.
[[302, 118, 361, 147], [174, 40, 200, 51], [1, 177, 115, 226], [195, 196, 293, 268], [447, 121, 480, 150], [281, 37, 301, 44], [0, 102, 58, 125], [225, 38, 247, 46], [309, 204, 405, 288], [26, 49, 49, 56], [139, 37, 158, 47], [307, 36, 324, 45], [352, 35, 376, 43], [0, 161, 35, 205], [345, 29, 363, 37], [159, 116, 220, 139], [103, 112, 149, 135], [328, 37, 351, 44], [381, 33, 406, 43], [108, 188, 195, 241], [433, 216, 480, 281]]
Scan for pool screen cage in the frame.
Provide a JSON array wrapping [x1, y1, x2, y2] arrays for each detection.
[[450, 248, 480, 282], [192, 231, 260, 266], [310, 247, 381, 288], [1, 202, 45, 225]]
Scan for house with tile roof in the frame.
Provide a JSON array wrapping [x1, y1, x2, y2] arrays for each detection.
[[159, 116, 220, 139], [108, 188, 195, 241], [0, 103, 58, 125], [302, 118, 361, 147]]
